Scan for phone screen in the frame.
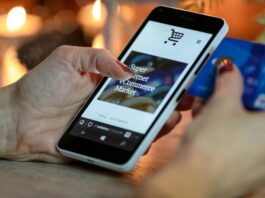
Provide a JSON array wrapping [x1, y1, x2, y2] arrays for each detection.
[[69, 21, 212, 152]]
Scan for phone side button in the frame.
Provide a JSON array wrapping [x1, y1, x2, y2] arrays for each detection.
[[176, 89, 186, 102], [195, 53, 211, 75]]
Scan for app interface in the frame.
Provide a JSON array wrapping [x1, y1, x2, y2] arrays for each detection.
[[70, 21, 212, 151]]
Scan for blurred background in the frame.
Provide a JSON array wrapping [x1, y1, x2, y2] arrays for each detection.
[[0, 0, 264, 87]]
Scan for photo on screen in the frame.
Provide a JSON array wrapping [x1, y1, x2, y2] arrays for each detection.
[[98, 51, 187, 113]]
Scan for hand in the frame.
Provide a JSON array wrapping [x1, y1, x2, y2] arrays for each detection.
[[141, 64, 265, 197], [1, 46, 186, 163], [2, 46, 134, 162]]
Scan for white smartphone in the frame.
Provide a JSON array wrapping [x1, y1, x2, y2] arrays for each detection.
[[57, 6, 228, 172]]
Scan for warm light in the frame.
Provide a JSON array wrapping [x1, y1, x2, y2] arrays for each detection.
[[6, 7, 27, 32], [77, 0, 107, 36], [92, 33, 105, 48], [0, 6, 42, 37], [2, 47, 27, 86], [119, 5, 135, 22], [92, 0, 102, 21]]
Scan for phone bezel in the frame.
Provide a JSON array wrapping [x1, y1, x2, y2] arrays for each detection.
[[58, 6, 225, 164]]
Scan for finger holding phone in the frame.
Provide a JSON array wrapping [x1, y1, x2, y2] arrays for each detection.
[[0, 45, 183, 163], [140, 61, 265, 198]]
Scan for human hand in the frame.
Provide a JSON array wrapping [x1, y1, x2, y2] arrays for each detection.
[[1, 46, 186, 163], [1, 46, 134, 163], [141, 64, 265, 197]]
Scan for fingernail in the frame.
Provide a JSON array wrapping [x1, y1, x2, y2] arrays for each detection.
[[215, 57, 234, 75], [115, 60, 134, 76]]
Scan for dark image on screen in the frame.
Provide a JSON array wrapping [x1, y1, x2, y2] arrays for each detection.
[[98, 51, 187, 113]]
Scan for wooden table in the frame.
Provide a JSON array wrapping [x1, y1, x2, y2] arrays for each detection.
[[0, 112, 192, 198]]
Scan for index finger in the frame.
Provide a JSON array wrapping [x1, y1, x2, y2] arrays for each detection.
[[54, 46, 134, 80]]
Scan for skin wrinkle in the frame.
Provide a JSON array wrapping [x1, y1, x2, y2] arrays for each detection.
[[90, 49, 103, 74], [16, 77, 81, 117], [0, 86, 18, 154], [15, 84, 46, 118]]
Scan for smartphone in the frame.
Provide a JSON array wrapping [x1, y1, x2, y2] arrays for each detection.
[[57, 6, 228, 172]]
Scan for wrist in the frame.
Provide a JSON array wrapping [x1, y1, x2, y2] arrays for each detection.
[[0, 84, 18, 155]]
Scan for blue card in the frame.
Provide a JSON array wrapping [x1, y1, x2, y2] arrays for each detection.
[[188, 37, 265, 111]]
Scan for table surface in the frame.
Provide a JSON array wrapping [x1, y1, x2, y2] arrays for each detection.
[[0, 112, 191, 198]]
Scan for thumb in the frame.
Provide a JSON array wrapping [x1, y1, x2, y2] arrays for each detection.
[[211, 60, 243, 110], [53, 46, 134, 80]]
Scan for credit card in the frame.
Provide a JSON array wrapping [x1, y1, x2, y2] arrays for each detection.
[[188, 37, 265, 111]]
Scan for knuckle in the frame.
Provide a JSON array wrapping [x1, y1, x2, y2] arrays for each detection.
[[53, 45, 71, 56], [95, 48, 111, 57], [92, 49, 113, 68]]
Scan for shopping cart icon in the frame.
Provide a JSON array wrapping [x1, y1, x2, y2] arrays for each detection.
[[164, 29, 184, 46]]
